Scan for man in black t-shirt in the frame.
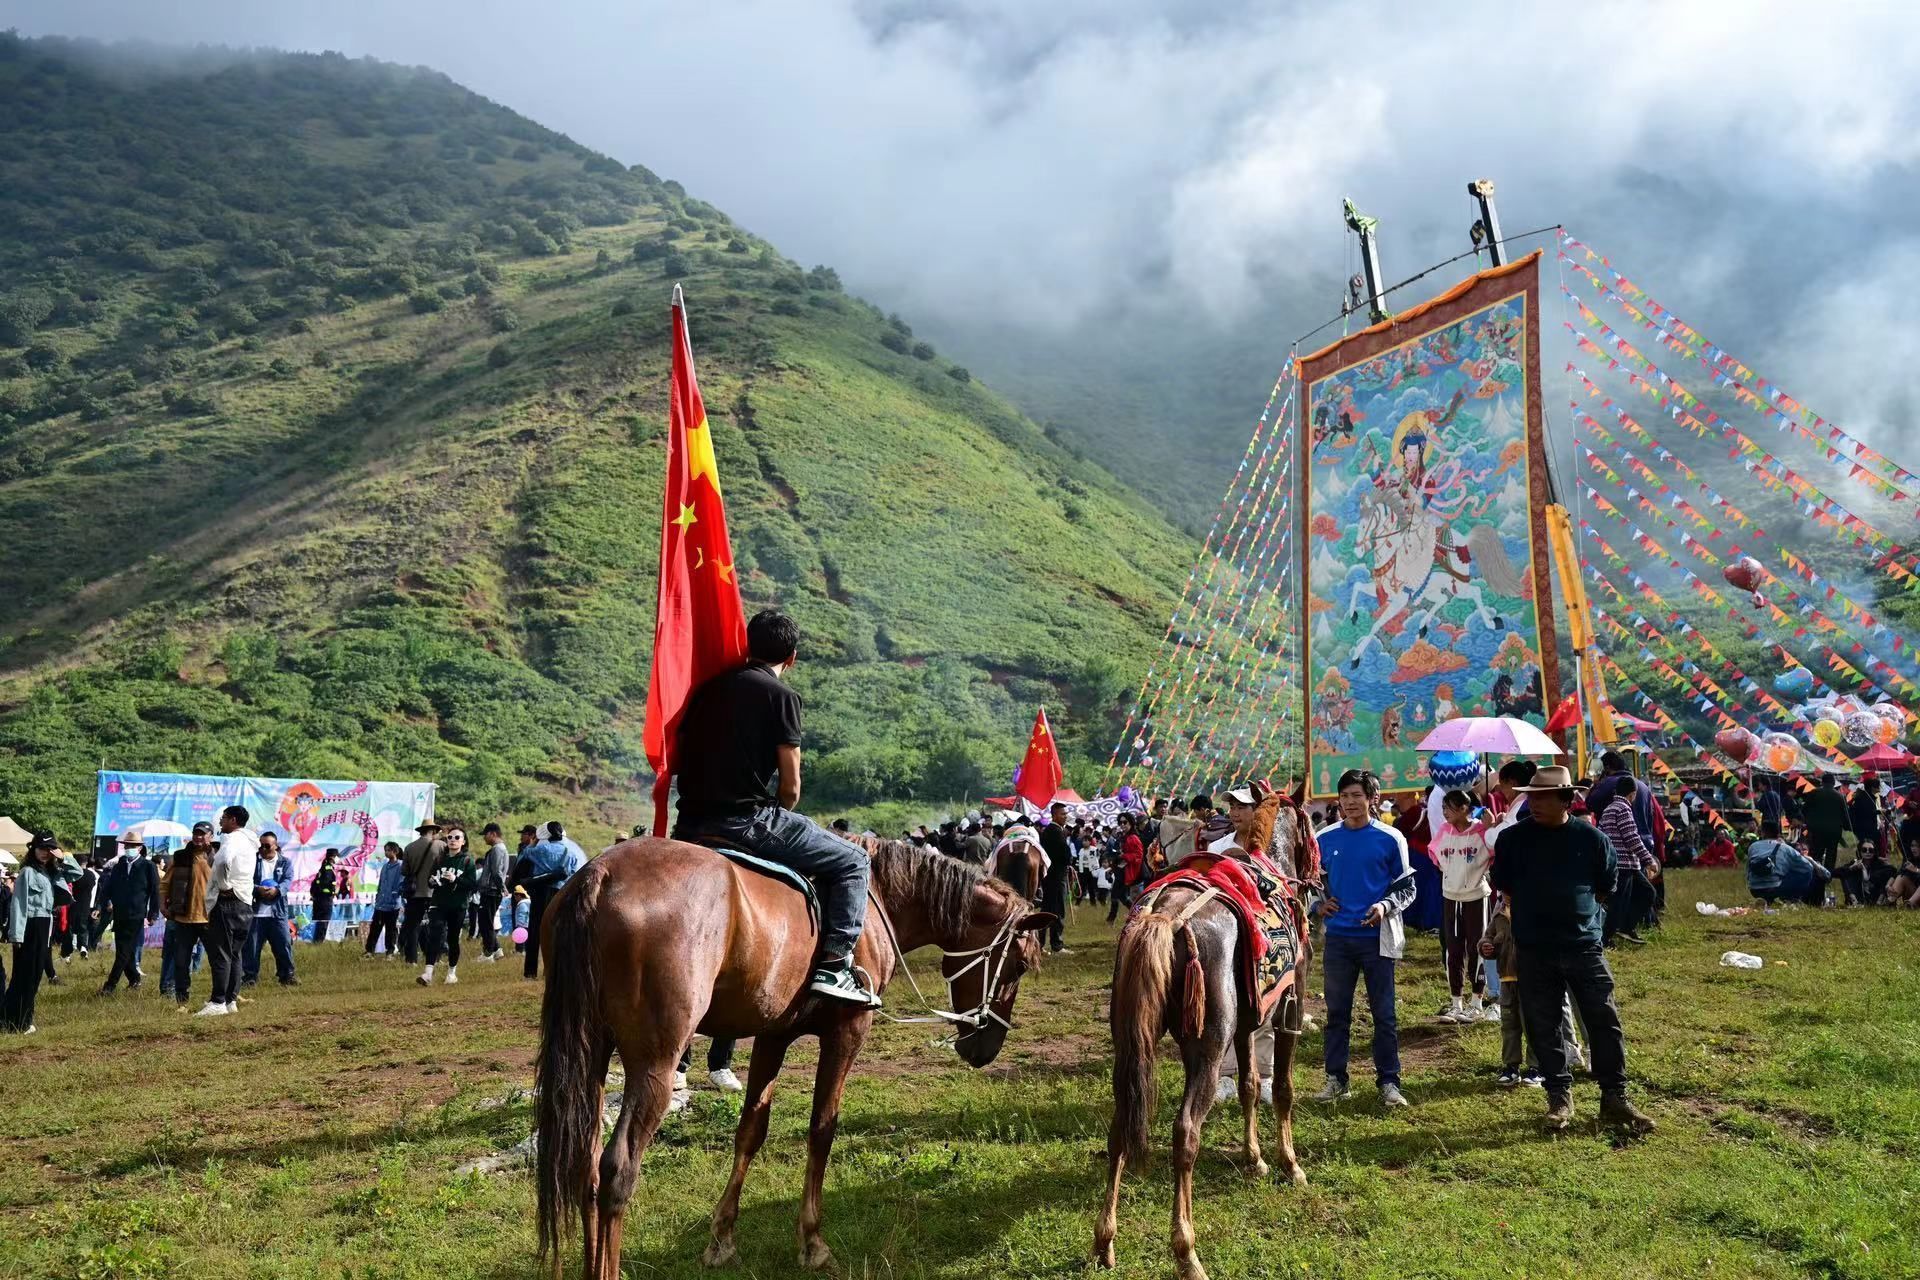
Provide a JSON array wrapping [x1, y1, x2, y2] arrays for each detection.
[[673, 610, 879, 1008], [1490, 765, 1654, 1136]]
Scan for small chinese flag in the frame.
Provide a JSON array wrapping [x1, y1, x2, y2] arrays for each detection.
[[644, 286, 748, 835], [1544, 693, 1581, 735], [1015, 707, 1064, 811]]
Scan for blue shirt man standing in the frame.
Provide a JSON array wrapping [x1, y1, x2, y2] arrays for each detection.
[[1310, 769, 1416, 1108], [517, 821, 585, 980]]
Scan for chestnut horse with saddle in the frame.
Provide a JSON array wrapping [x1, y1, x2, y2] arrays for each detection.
[[1095, 787, 1319, 1280], [534, 834, 1054, 1279]]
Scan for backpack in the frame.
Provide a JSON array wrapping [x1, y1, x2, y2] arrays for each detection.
[[1746, 839, 1781, 881]]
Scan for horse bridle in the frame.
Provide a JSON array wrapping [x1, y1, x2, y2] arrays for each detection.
[[867, 891, 1028, 1033]]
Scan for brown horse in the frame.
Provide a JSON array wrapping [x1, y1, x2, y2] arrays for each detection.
[[994, 838, 1044, 903], [1094, 799, 1315, 1280], [534, 835, 1054, 1279]]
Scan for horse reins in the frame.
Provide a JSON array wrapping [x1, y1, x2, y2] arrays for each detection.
[[864, 888, 1026, 1033]]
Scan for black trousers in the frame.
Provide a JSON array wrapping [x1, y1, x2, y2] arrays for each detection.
[[204, 894, 252, 1005], [423, 904, 463, 968], [477, 892, 502, 955], [680, 1037, 737, 1073], [1604, 870, 1649, 939], [1808, 830, 1842, 873], [1515, 942, 1628, 1095], [524, 884, 556, 977], [168, 921, 206, 1003], [399, 896, 429, 963], [102, 920, 147, 991], [1040, 875, 1069, 951], [364, 908, 400, 955], [2, 916, 52, 1031]]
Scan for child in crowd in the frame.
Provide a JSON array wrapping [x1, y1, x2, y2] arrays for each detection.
[[1480, 892, 1582, 1088], [1429, 789, 1496, 1023]]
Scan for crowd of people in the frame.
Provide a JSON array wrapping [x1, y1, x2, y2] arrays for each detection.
[[0, 811, 590, 1034], [6, 641, 1913, 1137]]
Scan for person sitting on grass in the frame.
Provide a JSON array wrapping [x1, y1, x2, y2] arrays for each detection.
[[1835, 843, 1896, 906], [1695, 826, 1738, 868], [1744, 820, 1829, 907]]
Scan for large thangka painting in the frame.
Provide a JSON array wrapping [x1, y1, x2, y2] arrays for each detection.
[[1298, 253, 1559, 799]]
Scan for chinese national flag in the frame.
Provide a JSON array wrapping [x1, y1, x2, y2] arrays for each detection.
[[1014, 707, 1064, 811], [644, 286, 748, 834], [1544, 693, 1581, 735]]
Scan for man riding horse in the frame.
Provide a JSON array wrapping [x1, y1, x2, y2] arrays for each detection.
[[672, 609, 881, 1008]]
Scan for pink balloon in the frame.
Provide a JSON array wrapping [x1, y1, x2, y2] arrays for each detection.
[[511, 927, 529, 945]]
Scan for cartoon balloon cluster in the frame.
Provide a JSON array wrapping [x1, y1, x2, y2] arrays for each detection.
[[1792, 695, 1909, 756]]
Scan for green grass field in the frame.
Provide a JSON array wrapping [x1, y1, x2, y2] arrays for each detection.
[[2, 866, 1915, 1280]]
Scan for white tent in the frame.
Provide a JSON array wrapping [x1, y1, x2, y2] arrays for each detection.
[[0, 815, 33, 855]]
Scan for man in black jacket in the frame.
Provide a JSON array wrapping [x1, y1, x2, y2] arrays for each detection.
[[98, 833, 161, 994], [1038, 802, 1073, 955]]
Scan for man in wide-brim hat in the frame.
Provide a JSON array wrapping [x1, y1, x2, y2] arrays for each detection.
[[1489, 764, 1655, 1135]]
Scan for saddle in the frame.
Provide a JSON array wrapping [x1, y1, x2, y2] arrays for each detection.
[[707, 846, 820, 934], [1137, 851, 1308, 1027]]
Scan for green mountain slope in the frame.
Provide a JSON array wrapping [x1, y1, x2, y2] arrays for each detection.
[[0, 35, 1196, 840]]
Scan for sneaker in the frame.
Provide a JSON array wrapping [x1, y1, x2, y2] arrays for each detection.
[[808, 963, 883, 1008], [1519, 1069, 1546, 1089], [477, 952, 497, 964], [1380, 1083, 1410, 1108], [1479, 1004, 1501, 1024], [1497, 1068, 1521, 1088], [1599, 1093, 1656, 1135], [1312, 1075, 1350, 1103], [666, 1088, 690, 1115], [1214, 1075, 1237, 1103], [1052, 947, 1075, 956], [417, 965, 434, 986], [224, 1002, 238, 1014], [444, 968, 459, 985], [193, 1002, 229, 1017], [279, 977, 300, 987], [709, 1068, 744, 1093], [673, 1070, 689, 1091], [488, 949, 505, 962], [1544, 1092, 1574, 1131]]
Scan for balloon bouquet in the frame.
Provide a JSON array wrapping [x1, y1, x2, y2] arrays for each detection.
[[1788, 695, 1908, 755]]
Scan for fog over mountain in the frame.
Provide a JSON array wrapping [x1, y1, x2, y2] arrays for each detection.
[[18, 1, 1920, 476]]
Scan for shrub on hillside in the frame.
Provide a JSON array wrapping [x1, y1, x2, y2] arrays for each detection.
[[487, 344, 513, 368], [611, 297, 635, 317], [911, 341, 935, 361], [947, 366, 971, 382], [879, 331, 910, 355], [408, 291, 445, 314]]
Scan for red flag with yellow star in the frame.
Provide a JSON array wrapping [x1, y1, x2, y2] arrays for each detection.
[[644, 286, 748, 834], [1014, 707, 1064, 811]]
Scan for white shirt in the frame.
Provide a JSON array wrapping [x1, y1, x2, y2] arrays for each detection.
[[206, 827, 260, 911]]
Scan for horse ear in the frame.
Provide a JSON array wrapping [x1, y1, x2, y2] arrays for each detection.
[[1017, 913, 1058, 933]]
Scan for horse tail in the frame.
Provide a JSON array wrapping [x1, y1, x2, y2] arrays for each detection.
[[1466, 524, 1527, 597], [1111, 910, 1179, 1166], [535, 859, 612, 1264]]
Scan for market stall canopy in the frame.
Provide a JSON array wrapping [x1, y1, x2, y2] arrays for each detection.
[[1416, 716, 1563, 757], [0, 815, 33, 855], [1852, 743, 1914, 772]]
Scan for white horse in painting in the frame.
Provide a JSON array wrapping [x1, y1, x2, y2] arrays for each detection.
[[1343, 483, 1528, 669]]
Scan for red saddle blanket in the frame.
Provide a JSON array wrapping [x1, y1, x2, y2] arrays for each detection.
[[1137, 852, 1307, 1023]]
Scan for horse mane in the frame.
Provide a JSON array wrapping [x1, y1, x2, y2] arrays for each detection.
[[857, 836, 1007, 937]]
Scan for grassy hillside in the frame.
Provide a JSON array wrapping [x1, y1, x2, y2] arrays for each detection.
[[0, 35, 1196, 839]]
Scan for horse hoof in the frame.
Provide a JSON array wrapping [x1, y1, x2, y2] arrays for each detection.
[[1093, 1239, 1117, 1269], [1288, 1164, 1309, 1188], [702, 1239, 738, 1268], [1247, 1158, 1269, 1179], [799, 1239, 833, 1271], [1176, 1257, 1210, 1280]]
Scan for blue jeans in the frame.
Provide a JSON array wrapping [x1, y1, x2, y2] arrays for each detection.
[[1321, 930, 1400, 1088], [245, 916, 297, 984], [677, 806, 871, 959]]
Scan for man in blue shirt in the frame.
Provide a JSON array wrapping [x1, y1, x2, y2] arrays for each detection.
[[1310, 769, 1417, 1108], [243, 832, 298, 987], [519, 820, 586, 979], [1744, 820, 1829, 906]]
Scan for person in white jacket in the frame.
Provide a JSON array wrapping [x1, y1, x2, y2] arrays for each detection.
[[1430, 789, 1497, 1023]]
